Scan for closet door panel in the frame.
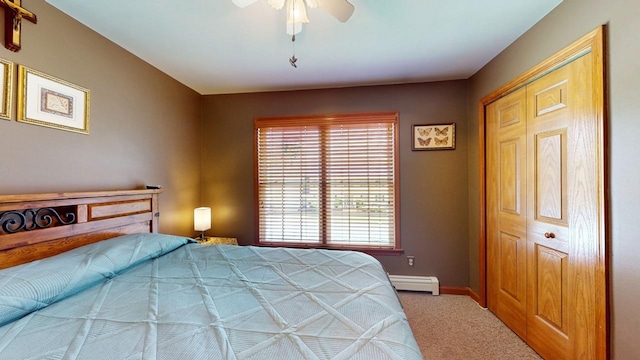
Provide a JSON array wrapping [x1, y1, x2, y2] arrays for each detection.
[[526, 54, 594, 359], [535, 130, 568, 223], [487, 87, 528, 339]]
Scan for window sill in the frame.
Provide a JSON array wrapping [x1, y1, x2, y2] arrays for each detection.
[[255, 242, 404, 256]]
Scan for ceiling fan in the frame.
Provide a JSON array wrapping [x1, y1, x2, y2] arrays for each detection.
[[231, 0, 355, 35], [232, 0, 354, 68]]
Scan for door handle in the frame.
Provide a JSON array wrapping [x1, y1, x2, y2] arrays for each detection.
[[544, 232, 556, 239]]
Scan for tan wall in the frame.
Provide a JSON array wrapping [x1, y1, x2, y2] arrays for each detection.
[[467, 0, 640, 357], [0, 2, 201, 236], [6, 1, 636, 357], [201, 81, 471, 287]]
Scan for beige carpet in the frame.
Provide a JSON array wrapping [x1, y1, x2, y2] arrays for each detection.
[[397, 292, 542, 359]]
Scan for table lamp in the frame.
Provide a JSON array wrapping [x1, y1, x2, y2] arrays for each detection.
[[194, 207, 211, 240]]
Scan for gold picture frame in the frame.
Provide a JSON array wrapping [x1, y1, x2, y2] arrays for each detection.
[[17, 65, 90, 134], [412, 123, 456, 150], [0, 58, 13, 120]]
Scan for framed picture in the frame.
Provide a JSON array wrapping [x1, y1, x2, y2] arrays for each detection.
[[412, 123, 456, 150], [17, 65, 90, 134], [0, 58, 13, 120]]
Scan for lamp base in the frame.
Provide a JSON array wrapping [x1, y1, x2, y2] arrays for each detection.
[[195, 235, 210, 242]]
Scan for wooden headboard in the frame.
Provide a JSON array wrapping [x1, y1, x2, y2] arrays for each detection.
[[0, 189, 162, 269]]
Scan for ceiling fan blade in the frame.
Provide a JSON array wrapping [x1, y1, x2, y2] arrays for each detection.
[[305, 0, 320, 8], [232, 0, 259, 8], [319, 0, 354, 22], [268, 0, 286, 9]]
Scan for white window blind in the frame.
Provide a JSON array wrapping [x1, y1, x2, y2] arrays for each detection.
[[255, 113, 399, 249]]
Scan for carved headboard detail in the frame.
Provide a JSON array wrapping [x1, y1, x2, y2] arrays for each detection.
[[0, 189, 162, 269], [0, 206, 77, 235]]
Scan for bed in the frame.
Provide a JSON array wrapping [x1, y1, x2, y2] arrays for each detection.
[[0, 190, 422, 359]]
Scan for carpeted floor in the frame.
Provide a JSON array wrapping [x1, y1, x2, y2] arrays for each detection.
[[397, 292, 542, 359]]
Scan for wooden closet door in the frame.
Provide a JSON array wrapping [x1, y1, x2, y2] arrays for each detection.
[[483, 27, 606, 360], [524, 65, 570, 359], [525, 53, 595, 359], [486, 87, 528, 339], [487, 52, 600, 359]]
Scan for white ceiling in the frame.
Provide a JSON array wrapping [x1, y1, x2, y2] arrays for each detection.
[[46, 0, 562, 95]]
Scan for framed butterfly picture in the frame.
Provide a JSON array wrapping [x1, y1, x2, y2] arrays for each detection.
[[412, 123, 455, 150]]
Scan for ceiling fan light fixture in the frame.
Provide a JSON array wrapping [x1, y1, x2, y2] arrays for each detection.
[[286, 0, 309, 35], [267, 0, 285, 10], [287, 0, 310, 24], [287, 22, 303, 36], [304, 0, 320, 8], [231, 0, 355, 67]]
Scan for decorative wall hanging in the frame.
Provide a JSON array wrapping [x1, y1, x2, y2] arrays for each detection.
[[17, 65, 90, 134], [0, 0, 38, 52], [412, 123, 456, 150], [0, 57, 12, 120]]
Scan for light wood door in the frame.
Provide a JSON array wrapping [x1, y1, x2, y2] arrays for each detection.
[[487, 51, 601, 359], [524, 57, 574, 360], [486, 87, 528, 339], [525, 52, 596, 360]]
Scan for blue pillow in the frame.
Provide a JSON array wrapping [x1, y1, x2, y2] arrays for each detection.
[[0, 233, 192, 327]]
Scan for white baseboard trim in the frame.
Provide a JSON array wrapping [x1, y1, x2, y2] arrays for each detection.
[[388, 275, 440, 295]]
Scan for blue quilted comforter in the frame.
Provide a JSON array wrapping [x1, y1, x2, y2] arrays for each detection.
[[0, 233, 421, 359]]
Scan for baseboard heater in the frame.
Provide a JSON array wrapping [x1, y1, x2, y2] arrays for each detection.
[[388, 275, 440, 295]]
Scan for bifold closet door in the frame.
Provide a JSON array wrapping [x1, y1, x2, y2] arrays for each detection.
[[486, 87, 528, 340], [525, 51, 596, 360], [487, 51, 600, 359]]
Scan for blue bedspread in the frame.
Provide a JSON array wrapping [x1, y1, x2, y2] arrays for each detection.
[[0, 234, 422, 359]]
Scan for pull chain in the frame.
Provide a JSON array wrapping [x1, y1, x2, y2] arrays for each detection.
[[290, 33, 297, 68], [289, 0, 298, 68]]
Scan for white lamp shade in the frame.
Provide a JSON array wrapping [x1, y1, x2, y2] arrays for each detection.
[[194, 207, 211, 232], [304, 0, 319, 8], [268, 0, 285, 9], [287, 0, 310, 24]]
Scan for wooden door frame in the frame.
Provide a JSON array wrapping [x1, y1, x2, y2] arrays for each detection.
[[477, 26, 608, 358]]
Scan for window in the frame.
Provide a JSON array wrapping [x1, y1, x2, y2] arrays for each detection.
[[254, 112, 400, 253]]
